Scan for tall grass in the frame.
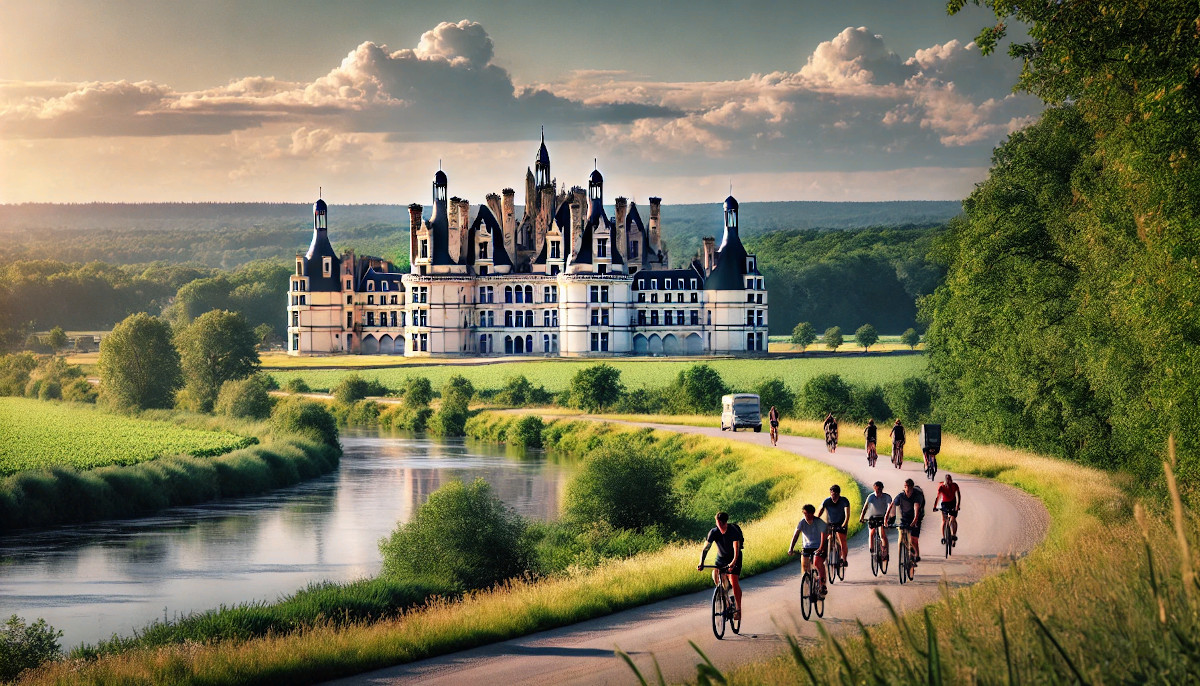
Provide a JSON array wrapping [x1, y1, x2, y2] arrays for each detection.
[[18, 416, 855, 685]]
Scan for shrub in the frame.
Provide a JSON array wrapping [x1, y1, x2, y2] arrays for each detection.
[[344, 400, 382, 426], [848, 384, 892, 423], [0, 615, 61, 682], [885, 376, 933, 423], [36, 380, 62, 401], [428, 376, 473, 437], [332, 374, 371, 404], [400, 376, 433, 407], [675, 364, 728, 413], [565, 444, 678, 531], [214, 374, 273, 420], [98, 313, 181, 410], [175, 309, 260, 412], [754, 377, 795, 417], [800, 373, 854, 419], [568, 364, 623, 411], [614, 386, 671, 414], [379, 404, 433, 431], [270, 398, 339, 447], [283, 377, 310, 394], [441, 375, 474, 404], [0, 354, 37, 397], [494, 375, 551, 406], [62, 378, 98, 403], [508, 415, 544, 448], [379, 478, 531, 590]]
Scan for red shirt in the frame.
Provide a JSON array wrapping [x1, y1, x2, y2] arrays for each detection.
[[936, 483, 961, 508]]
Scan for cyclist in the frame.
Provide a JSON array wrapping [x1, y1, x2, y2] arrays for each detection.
[[858, 480, 892, 561], [817, 484, 851, 570], [697, 511, 744, 620], [823, 413, 839, 453], [889, 419, 906, 469], [933, 473, 962, 547], [788, 503, 829, 596], [768, 405, 780, 446], [885, 478, 925, 566], [864, 419, 878, 465]]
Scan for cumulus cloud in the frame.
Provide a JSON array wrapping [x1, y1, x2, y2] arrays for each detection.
[[799, 27, 916, 88]]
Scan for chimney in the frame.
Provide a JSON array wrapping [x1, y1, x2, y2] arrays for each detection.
[[614, 197, 628, 268], [648, 197, 662, 256], [538, 185, 555, 253], [408, 204, 423, 270], [569, 200, 582, 258], [703, 237, 716, 274]]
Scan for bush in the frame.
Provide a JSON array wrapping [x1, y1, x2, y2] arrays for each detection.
[[214, 374, 273, 420], [754, 377, 795, 417], [565, 444, 678, 531], [614, 386, 672, 414], [332, 374, 371, 404], [508, 415, 544, 448], [885, 376, 933, 424], [343, 400, 382, 426], [400, 376, 433, 407], [675, 364, 728, 414], [568, 364, 623, 411], [800, 373, 854, 419], [379, 478, 531, 590], [0, 615, 62, 682], [379, 404, 433, 431], [791, 321, 816, 350], [283, 378, 310, 394], [441, 375, 474, 404], [848, 384, 892, 423], [98, 313, 182, 410], [493, 375, 551, 406], [270, 398, 339, 447], [0, 354, 37, 397], [428, 376, 473, 437], [62, 378, 98, 403]]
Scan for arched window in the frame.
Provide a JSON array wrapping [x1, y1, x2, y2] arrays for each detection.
[[543, 334, 550, 352], [525, 285, 534, 302], [525, 310, 533, 326], [525, 335, 533, 353], [543, 310, 551, 327], [515, 310, 524, 327], [504, 335, 513, 354], [505, 310, 513, 327], [505, 285, 513, 303], [514, 336, 525, 354], [479, 334, 488, 353], [551, 334, 558, 352]]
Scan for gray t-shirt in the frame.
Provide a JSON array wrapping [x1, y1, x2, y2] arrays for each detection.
[[822, 496, 850, 525], [893, 487, 926, 523], [796, 517, 827, 549], [864, 492, 893, 518]]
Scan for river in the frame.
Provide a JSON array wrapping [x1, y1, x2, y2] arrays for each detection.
[[0, 431, 574, 650]]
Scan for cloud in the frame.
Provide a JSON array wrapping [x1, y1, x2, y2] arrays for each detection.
[[799, 27, 916, 88]]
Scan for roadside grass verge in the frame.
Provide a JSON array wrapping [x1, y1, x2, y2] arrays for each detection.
[[0, 403, 341, 531], [618, 416, 1200, 684], [17, 415, 857, 685]]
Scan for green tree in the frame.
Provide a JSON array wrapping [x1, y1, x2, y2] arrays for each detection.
[[885, 377, 932, 424], [332, 374, 371, 405], [568, 364, 623, 412], [900, 328, 920, 350], [98, 313, 181, 410], [271, 397, 339, 447], [379, 479, 531, 590], [401, 376, 433, 407], [854, 323, 879, 352], [565, 444, 678, 531], [215, 374, 273, 420], [754, 377, 795, 418], [175, 309, 260, 412], [45, 326, 67, 352], [790, 321, 816, 351], [800, 373, 853, 419], [676, 363, 728, 413], [428, 375, 474, 437], [822, 326, 843, 351], [253, 323, 275, 350], [0, 615, 62, 682]]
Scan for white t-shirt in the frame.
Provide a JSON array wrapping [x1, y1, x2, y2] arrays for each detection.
[[796, 517, 827, 549], [864, 492, 893, 518]]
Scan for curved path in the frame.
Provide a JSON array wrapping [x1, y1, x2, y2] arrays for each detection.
[[330, 423, 1048, 686]]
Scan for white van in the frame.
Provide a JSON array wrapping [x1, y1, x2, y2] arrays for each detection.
[[720, 394, 762, 432]]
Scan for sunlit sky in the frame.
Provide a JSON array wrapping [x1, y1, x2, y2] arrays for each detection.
[[0, 0, 1039, 204]]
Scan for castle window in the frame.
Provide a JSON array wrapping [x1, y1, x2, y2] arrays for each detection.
[[637, 310, 646, 325], [598, 264, 607, 274], [420, 240, 428, 259], [601, 286, 609, 303], [543, 334, 551, 353], [420, 265, 427, 275], [707, 311, 712, 325], [597, 239, 608, 258], [757, 310, 765, 326], [748, 333, 755, 351], [630, 241, 639, 259], [638, 292, 646, 303], [630, 266, 638, 274], [650, 279, 657, 290], [601, 309, 610, 326], [292, 311, 299, 327], [367, 312, 376, 326], [525, 285, 534, 302], [391, 311, 398, 327], [747, 258, 755, 272], [323, 257, 332, 277], [505, 311, 513, 327], [368, 281, 375, 291], [664, 310, 673, 325], [756, 294, 762, 304], [691, 279, 698, 289], [550, 241, 561, 259], [550, 265, 560, 276], [391, 295, 398, 304], [479, 242, 489, 259], [505, 286, 514, 303], [368, 295, 375, 305], [347, 295, 352, 304], [692, 293, 699, 303], [480, 266, 488, 275], [591, 308, 599, 326], [346, 280, 351, 290], [747, 310, 755, 326], [651, 293, 658, 303], [691, 310, 699, 325], [745, 278, 754, 290], [296, 261, 303, 275], [543, 310, 552, 327], [292, 333, 299, 350], [651, 310, 659, 325], [347, 312, 353, 328], [757, 278, 764, 289], [382, 281, 388, 291], [747, 294, 755, 303], [515, 311, 525, 327], [299, 295, 306, 305], [666, 279, 673, 290]]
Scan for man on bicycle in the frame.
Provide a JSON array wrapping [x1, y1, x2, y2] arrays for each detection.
[[788, 503, 829, 596], [864, 419, 878, 463], [817, 484, 850, 569], [858, 480, 892, 561], [886, 478, 925, 565], [768, 405, 780, 445], [697, 511, 743, 620], [889, 419, 905, 468], [823, 413, 838, 452], [933, 473, 962, 547]]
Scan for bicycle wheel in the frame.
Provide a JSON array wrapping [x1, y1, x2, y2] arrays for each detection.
[[869, 536, 879, 577], [827, 543, 839, 585], [879, 544, 889, 575], [729, 589, 741, 634], [836, 543, 846, 581], [944, 519, 953, 558], [898, 538, 909, 585], [712, 585, 726, 639], [800, 571, 813, 620], [814, 577, 825, 618]]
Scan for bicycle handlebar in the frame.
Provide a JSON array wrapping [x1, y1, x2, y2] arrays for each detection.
[[698, 564, 730, 571]]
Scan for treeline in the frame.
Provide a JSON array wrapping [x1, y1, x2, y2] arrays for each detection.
[[749, 225, 945, 334], [922, 2, 1200, 496]]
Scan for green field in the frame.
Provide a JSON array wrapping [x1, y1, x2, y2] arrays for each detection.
[[0, 398, 255, 476], [268, 354, 925, 394]]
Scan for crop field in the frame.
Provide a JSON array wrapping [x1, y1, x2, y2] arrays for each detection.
[[268, 354, 925, 394], [0, 398, 255, 476]]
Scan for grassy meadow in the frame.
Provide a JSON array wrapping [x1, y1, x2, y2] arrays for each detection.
[[265, 354, 926, 395], [0, 397, 255, 475], [17, 416, 859, 685]]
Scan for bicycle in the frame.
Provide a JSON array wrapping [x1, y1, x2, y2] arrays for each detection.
[[867, 518, 890, 577], [826, 525, 847, 582], [866, 442, 878, 467], [699, 565, 740, 639], [825, 428, 838, 453], [936, 506, 957, 558], [888, 525, 917, 584], [799, 563, 825, 620], [924, 450, 938, 482], [892, 441, 905, 469], [770, 422, 779, 446]]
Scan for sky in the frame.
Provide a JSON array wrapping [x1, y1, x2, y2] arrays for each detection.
[[0, 0, 1041, 205]]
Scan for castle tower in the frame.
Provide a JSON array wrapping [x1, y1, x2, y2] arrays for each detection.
[[535, 127, 551, 188]]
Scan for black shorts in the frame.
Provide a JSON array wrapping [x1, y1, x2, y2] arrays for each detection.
[[941, 508, 959, 519], [827, 523, 847, 535], [800, 547, 825, 559], [715, 558, 742, 577], [867, 516, 887, 528], [901, 519, 923, 537], [770, 420, 779, 428]]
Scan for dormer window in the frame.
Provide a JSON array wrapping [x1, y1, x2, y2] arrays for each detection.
[[747, 257, 756, 272], [323, 257, 332, 277], [597, 238, 608, 258], [665, 279, 673, 290], [367, 281, 375, 291], [550, 241, 561, 259], [650, 279, 657, 290], [420, 240, 428, 259], [382, 281, 389, 292], [296, 260, 303, 275], [479, 241, 489, 259]]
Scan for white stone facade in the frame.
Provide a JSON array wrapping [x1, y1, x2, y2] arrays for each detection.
[[287, 138, 767, 357]]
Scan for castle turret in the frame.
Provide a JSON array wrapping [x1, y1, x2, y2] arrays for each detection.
[[535, 127, 551, 188], [429, 169, 455, 267], [302, 198, 341, 291]]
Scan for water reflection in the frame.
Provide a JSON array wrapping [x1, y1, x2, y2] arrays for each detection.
[[0, 431, 574, 649]]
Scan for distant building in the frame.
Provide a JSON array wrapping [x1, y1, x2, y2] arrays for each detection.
[[286, 135, 767, 356]]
